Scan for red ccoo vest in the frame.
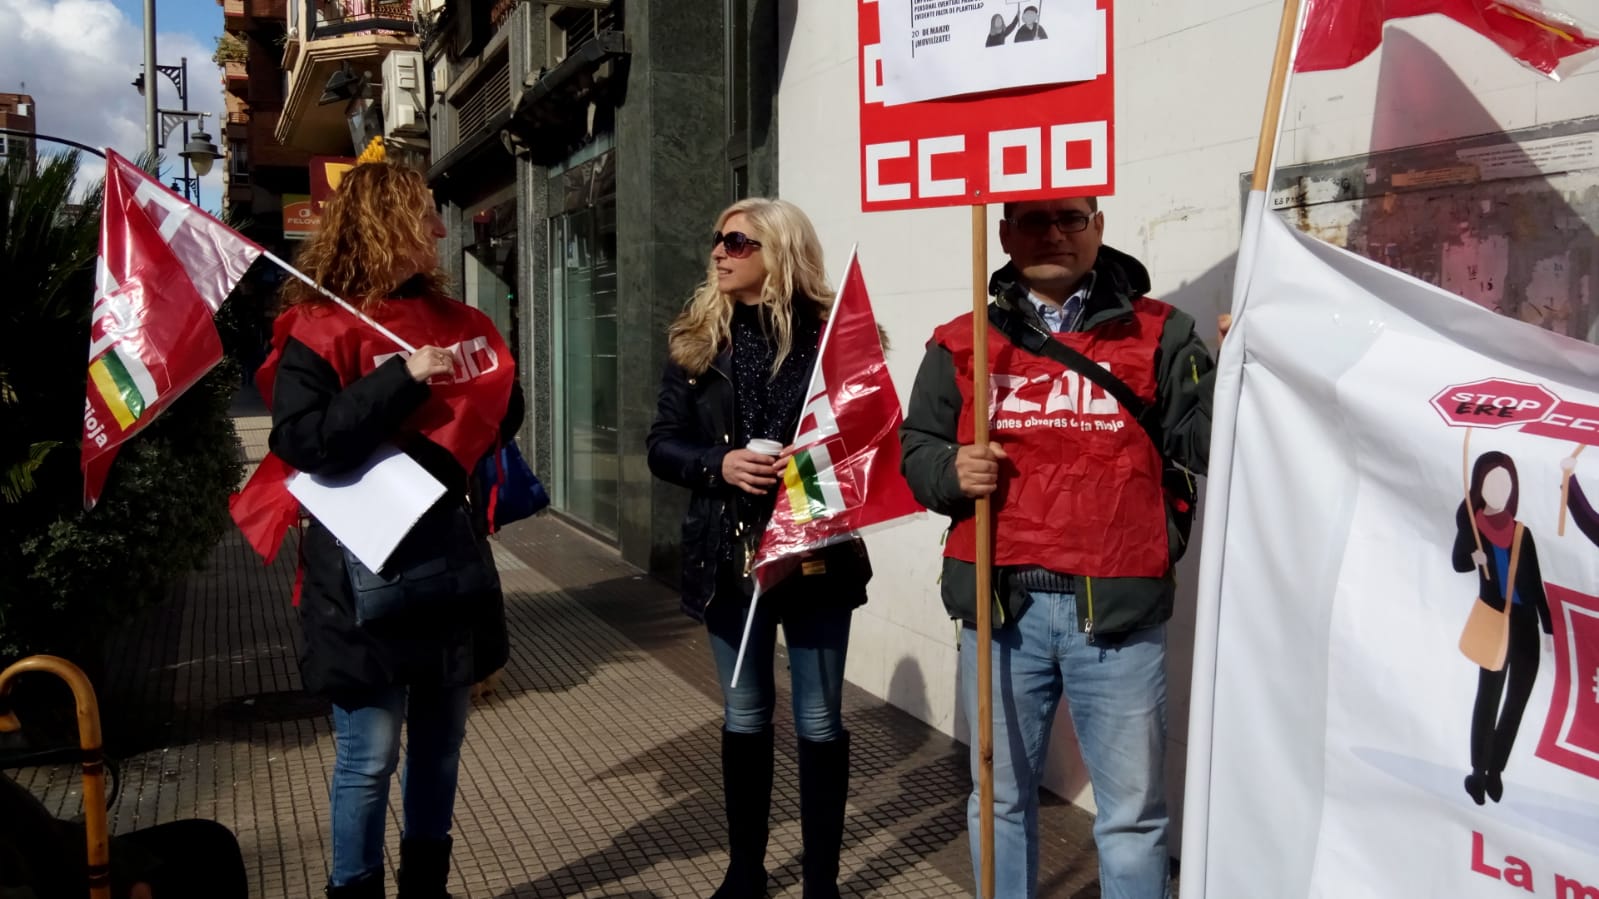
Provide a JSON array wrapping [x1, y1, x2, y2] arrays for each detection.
[[934, 297, 1172, 578]]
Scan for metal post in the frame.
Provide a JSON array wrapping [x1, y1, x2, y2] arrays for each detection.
[[180, 57, 193, 203], [143, 0, 157, 160]]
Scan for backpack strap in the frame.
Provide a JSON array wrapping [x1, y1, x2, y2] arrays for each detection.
[[986, 303, 1164, 454]]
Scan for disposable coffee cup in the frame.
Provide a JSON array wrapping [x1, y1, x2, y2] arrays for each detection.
[[746, 438, 784, 458]]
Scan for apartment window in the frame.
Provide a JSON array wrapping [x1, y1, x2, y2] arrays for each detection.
[[546, 2, 620, 68], [230, 140, 251, 183]]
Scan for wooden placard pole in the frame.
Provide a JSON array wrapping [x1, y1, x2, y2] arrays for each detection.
[[970, 202, 996, 899]]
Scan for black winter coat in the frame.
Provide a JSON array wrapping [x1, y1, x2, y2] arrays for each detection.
[[269, 329, 523, 704], [647, 342, 872, 621]]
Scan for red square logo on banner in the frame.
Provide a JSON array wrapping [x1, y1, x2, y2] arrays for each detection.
[[1537, 583, 1599, 780]]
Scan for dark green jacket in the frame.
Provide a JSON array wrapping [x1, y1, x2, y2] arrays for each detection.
[[898, 245, 1216, 638]]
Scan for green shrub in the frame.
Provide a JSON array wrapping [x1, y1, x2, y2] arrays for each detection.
[[0, 152, 243, 664]]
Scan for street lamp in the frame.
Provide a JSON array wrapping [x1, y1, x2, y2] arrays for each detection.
[[131, 57, 214, 206], [181, 125, 220, 177]]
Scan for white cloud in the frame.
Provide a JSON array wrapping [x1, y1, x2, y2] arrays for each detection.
[[0, 0, 227, 210]]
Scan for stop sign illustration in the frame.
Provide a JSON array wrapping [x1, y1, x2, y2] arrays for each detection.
[[1431, 378, 1559, 429]]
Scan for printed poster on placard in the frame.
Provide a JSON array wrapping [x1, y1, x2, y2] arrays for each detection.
[[875, 0, 1107, 106]]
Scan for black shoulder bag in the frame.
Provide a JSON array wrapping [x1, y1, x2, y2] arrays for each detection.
[[987, 304, 1199, 562]]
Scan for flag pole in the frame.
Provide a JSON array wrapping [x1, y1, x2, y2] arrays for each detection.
[[727, 248, 858, 690], [1180, 1, 1303, 896], [1249, 0, 1303, 194], [970, 202, 996, 899], [261, 250, 418, 354]]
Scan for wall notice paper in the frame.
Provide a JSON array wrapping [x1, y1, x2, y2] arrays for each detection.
[[1184, 210, 1599, 897], [876, 0, 1107, 106], [286, 443, 446, 573]]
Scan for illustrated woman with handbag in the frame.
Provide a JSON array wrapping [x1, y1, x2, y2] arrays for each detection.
[[259, 162, 522, 898], [1451, 451, 1552, 805], [647, 198, 872, 899]]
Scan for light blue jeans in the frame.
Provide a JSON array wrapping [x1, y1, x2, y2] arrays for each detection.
[[706, 595, 852, 742], [960, 591, 1170, 899], [328, 685, 471, 886]]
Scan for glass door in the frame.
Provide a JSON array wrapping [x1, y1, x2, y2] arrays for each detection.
[[549, 192, 619, 536]]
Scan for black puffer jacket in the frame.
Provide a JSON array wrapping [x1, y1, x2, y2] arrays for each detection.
[[646, 331, 871, 622], [269, 327, 523, 703]]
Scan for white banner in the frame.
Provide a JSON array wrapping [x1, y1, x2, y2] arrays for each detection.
[[875, 0, 1107, 106], [1186, 211, 1599, 898]]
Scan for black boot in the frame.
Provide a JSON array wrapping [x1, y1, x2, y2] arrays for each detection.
[[326, 871, 383, 899], [711, 727, 773, 899], [1485, 770, 1505, 803], [798, 733, 850, 899], [397, 835, 454, 899]]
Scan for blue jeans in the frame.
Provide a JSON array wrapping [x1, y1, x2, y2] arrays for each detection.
[[960, 591, 1170, 899], [706, 594, 852, 741], [328, 685, 471, 886]]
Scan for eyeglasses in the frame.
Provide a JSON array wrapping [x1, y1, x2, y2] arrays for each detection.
[[1008, 210, 1096, 236], [712, 230, 763, 259]]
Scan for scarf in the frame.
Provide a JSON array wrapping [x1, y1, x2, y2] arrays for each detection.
[[1474, 506, 1517, 550]]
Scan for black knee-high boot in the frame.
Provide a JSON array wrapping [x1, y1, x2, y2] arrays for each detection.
[[397, 835, 453, 899], [798, 733, 850, 899], [712, 727, 774, 899]]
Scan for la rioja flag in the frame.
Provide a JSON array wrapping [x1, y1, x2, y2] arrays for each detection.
[[731, 250, 923, 683], [82, 150, 264, 508]]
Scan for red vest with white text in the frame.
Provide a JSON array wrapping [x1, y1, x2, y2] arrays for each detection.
[[933, 298, 1172, 578]]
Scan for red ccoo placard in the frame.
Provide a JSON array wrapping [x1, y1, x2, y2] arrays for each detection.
[[857, 0, 1116, 213]]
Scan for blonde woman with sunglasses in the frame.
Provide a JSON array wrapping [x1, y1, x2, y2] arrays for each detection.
[[647, 198, 873, 899]]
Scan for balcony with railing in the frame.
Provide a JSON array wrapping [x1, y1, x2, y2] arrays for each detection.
[[277, 0, 418, 153], [225, 60, 249, 94], [223, 0, 288, 28], [306, 0, 414, 40], [225, 109, 249, 141]]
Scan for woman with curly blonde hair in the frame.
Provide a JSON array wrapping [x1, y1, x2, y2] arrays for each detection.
[[648, 198, 872, 899], [251, 162, 522, 899]]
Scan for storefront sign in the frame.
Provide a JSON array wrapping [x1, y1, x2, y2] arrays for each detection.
[[309, 156, 357, 213], [283, 193, 317, 240]]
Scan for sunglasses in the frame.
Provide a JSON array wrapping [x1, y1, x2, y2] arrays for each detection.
[[712, 230, 763, 259], [1009, 210, 1096, 236]]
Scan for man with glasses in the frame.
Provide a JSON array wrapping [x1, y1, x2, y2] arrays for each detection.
[[899, 196, 1216, 898]]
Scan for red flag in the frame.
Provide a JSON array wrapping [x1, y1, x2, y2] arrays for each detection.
[[750, 251, 924, 593], [82, 151, 265, 509], [1296, 0, 1599, 77]]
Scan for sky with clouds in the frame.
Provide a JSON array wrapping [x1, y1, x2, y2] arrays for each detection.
[[0, 0, 226, 210]]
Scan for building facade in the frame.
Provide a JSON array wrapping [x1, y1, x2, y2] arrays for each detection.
[[425, 0, 779, 574], [218, 0, 313, 249], [0, 93, 37, 172]]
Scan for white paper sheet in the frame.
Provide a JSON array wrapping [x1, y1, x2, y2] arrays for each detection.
[[876, 0, 1106, 106], [286, 443, 446, 572]]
